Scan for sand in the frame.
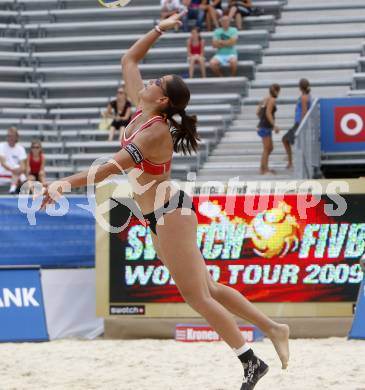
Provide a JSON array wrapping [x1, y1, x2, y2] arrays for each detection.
[[0, 338, 364, 390]]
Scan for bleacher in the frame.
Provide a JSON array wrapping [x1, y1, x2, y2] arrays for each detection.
[[197, 0, 365, 181], [1, 0, 363, 183], [0, 0, 283, 182]]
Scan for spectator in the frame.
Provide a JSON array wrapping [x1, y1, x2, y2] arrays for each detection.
[[282, 78, 312, 169], [209, 13, 238, 77], [27, 140, 46, 186], [0, 127, 27, 194], [160, 0, 182, 21], [205, 0, 223, 31], [228, 0, 253, 30], [187, 27, 206, 78], [182, 0, 207, 32], [256, 83, 281, 175], [102, 88, 132, 141]]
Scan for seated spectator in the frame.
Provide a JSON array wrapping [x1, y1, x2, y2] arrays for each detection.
[[187, 27, 206, 78], [182, 0, 207, 32], [160, 0, 182, 21], [0, 127, 27, 194], [27, 140, 46, 186], [282, 78, 313, 169], [209, 13, 238, 77], [205, 0, 223, 31], [228, 0, 252, 30], [102, 88, 132, 141]]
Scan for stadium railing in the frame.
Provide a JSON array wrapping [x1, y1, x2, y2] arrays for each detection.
[[293, 98, 320, 179]]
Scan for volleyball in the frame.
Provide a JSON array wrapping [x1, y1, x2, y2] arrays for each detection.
[[97, 0, 130, 8]]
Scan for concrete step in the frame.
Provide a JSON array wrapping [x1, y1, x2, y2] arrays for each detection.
[[269, 38, 364, 49], [275, 23, 365, 35], [196, 173, 293, 182], [230, 119, 293, 127], [261, 53, 360, 65], [247, 86, 349, 99], [281, 10, 365, 19], [207, 154, 286, 163], [286, 0, 365, 6], [217, 132, 285, 142], [211, 144, 284, 155], [197, 166, 293, 179], [255, 69, 354, 81]]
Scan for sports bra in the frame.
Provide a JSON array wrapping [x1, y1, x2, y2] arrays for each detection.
[[121, 109, 172, 175]]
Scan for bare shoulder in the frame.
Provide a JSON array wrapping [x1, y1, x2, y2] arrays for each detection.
[[135, 120, 171, 148]]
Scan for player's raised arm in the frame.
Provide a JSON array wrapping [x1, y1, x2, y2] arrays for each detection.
[[121, 12, 185, 106]]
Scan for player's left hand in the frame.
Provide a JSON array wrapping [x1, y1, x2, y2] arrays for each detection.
[[34, 181, 65, 209]]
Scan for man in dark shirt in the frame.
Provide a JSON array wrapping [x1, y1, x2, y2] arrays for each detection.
[[182, 0, 207, 32]]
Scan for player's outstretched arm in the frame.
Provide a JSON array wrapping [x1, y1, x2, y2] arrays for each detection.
[[121, 12, 185, 106], [38, 148, 136, 209]]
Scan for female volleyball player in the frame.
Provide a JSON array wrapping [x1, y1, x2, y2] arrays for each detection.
[[40, 12, 289, 389]]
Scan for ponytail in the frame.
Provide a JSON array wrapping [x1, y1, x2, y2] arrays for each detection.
[[299, 78, 311, 94], [166, 109, 199, 154], [162, 74, 200, 155]]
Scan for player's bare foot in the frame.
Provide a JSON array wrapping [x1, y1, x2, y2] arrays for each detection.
[[268, 323, 290, 369]]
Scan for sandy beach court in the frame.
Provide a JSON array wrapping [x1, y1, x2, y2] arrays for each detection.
[[1, 337, 364, 390]]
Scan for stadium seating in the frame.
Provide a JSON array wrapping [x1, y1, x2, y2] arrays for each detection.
[[197, 0, 365, 182], [2, 0, 363, 182]]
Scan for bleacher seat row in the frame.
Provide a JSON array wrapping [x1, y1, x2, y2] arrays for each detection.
[[0, 0, 284, 181]]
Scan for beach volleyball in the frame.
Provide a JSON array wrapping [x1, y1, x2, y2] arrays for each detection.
[[97, 0, 130, 8]]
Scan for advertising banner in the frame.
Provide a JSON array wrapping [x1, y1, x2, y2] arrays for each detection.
[[0, 196, 94, 267], [0, 269, 48, 342], [320, 98, 365, 153], [109, 194, 364, 304], [349, 264, 365, 339], [175, 324, 264, 342]]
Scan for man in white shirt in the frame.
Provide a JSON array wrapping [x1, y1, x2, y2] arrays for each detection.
[[0, 127, 27, 194], [160, 0, 183, 20]]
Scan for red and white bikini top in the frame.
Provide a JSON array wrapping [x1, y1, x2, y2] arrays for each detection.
[[121, 109, 172, 175]]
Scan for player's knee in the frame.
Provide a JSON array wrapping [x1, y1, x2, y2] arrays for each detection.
[[180, 288, 211, 311], [207, 278, 220, 298]]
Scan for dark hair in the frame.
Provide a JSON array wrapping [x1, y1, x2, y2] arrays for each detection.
[[269, 83, 281, 98], [162, 74, 200, 154], [299, 78, 311, 94], [191, 27, 202, 41]]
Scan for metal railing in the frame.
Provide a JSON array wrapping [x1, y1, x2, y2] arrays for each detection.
[[293, 98, 321, 179]]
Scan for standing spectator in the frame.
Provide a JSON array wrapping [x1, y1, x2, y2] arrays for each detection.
[[228, 0, 252, 30], [187, 27, 206, 78], [282, 79, 312, 169], [102, 88, 132, 141], [160, 0, 182, 20], [27, 140, 46, 186], [0, 127, 27, 194], [205, 0, 223, 31], [256, 84, 281, 175], [209, 13, 238, 77], [181, 0, 207, 32]]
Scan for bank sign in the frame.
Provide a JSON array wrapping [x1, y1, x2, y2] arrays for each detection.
[[0, 269, 48, 341], [321, 98, 365, 152]]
